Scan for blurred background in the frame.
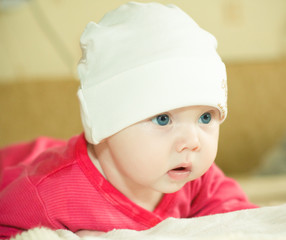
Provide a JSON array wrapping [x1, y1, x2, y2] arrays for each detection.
[[0, 0, 286, 205]]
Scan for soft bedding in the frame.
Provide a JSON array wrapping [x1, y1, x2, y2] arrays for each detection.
[[11, 204, 286, 240]]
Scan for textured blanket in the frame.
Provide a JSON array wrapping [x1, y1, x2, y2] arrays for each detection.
[[11, 204, 286, 240]]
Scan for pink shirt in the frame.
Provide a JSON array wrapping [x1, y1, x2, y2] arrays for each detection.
[[0, 134, 257, 239]]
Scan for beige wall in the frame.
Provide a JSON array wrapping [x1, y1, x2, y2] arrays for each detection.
[[0, 0, 286, 81]]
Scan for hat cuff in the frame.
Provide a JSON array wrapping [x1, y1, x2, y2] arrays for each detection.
[[78, 57, 227, 144]]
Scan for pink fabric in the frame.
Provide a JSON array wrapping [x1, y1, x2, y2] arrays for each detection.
[[0, 134, 257, 239]]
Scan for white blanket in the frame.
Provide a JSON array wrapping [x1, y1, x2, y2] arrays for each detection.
[[12, 204, 286, 240]]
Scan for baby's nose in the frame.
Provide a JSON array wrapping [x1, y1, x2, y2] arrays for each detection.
[[175, 125, 200, 152]]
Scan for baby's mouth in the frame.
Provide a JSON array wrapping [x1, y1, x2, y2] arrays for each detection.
[[172, 166, 190, 171], [167, 163, 192, 180]]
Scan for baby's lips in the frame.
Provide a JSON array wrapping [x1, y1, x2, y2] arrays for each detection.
[[167, 162, 192, 180], [171, 162, 192, 171]]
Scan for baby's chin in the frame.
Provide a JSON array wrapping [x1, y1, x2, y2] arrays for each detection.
[[161, 173, 206, 193], [158, 181, 190, 194]]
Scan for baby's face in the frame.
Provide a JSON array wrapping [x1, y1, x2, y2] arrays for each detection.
[[93, 105, 220, 197]]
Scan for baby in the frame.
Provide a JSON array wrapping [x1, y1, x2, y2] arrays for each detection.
[[0, 2, 257, 239]]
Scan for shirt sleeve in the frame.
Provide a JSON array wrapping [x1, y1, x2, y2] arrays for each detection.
[[189, 164, 258, 217], [0, 172, 58, 239], [0, 174, 57, 239], [0, 138, 66, 240]]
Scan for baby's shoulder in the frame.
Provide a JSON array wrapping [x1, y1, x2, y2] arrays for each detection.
[[26, 135, 82, 185]]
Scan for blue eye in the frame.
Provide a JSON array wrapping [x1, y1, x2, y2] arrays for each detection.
[[152, 114, 170, 126], [199, 112, 212, 124]]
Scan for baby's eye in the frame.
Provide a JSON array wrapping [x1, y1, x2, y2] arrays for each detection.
[[151, 114, 171, 126], [199, 112, 212, 124]]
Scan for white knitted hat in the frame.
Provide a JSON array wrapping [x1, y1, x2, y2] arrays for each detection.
[[77, 2, 228, 144]]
